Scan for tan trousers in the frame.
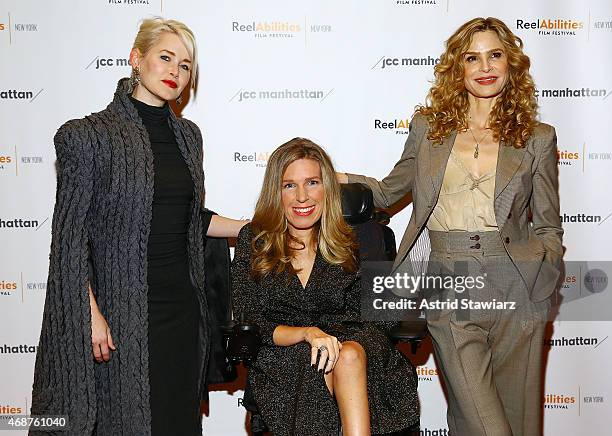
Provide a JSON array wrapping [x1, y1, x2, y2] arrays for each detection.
[[424, 231, 550, 436]]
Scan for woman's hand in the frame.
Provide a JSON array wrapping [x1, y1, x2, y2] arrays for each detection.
[[91, 307, 116, 362], [89, 285, 116, 362], [304, 327, 342, 374]]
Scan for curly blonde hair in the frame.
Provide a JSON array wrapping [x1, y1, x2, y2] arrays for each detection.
[[250, 138, 357, 280], [417, 17, 538, 148]]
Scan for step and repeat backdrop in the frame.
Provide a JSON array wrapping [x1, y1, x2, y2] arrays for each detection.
[[1, 0, 611, 435]]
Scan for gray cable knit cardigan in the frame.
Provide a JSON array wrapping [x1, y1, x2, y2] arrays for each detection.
[[31, 78, 209, 436]]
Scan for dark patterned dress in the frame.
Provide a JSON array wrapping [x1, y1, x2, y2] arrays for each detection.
[[232, 224, 419, 436]]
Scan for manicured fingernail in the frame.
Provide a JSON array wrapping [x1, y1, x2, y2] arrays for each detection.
[[311, 364, 316, 369], [318, 369, 323, 374]]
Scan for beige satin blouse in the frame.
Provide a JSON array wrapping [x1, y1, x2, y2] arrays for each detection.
[[427, 149, 498, 232]]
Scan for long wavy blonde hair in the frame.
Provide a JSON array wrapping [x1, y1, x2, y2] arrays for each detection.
[[417, 17, 538, 148], [250, 138, 357, 280]]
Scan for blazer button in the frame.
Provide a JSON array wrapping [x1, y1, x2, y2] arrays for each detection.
[[504, 237, 510, 244]]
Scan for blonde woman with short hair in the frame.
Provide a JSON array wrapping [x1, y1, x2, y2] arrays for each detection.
[[31, 17, 247, 435]]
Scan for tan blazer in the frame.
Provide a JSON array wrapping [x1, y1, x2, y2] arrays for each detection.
[[348, 113, 563, 302]]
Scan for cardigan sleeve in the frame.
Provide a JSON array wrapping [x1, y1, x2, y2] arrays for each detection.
[[231, 225, 280, 346], [30, 120, 97, 434], [202, 209, 214, 237]]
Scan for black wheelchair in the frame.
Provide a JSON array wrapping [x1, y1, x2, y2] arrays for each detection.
[[225, 183, 428, 436]]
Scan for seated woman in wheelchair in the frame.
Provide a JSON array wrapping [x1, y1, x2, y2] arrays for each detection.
[[232, 138, 418, 436]]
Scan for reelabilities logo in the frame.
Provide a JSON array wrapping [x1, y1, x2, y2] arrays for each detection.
[[230, 88, 333, 103], [0, 153, 13, 169], [374, 118, 411, 135], [416, 365, 438, 382], [544, 393, 576, 410], [558, 144, 612, 172], [0, 405, 23, 415], [107, 0, 151, 5], [85, 56, 130, 70], [394, 0, 439, 6], [233, 151, 270, 168], [0, 280, 17, 296], [516, 18, 584, 36], [561, 274, 578, 290], [0, 147, 44, 175], [232, 20, 301, 38], [0, 12, 41, 46], [557, 149, 580, 166], [372, 55, 440, 70], [0, 274, 45, 300]]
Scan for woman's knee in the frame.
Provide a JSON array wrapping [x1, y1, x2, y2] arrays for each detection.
[[336, 341, 367, 371]]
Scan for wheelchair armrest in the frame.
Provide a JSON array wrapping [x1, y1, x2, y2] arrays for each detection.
[[389, 319, 429, 354], [225, 321, 262, 366]]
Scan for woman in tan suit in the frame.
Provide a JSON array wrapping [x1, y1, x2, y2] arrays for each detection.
[[339, 17, 562, 436]]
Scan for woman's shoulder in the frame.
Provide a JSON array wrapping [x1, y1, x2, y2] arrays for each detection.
[[235, 223, 254, 256], [55, 117, 93, 138], [56, 102, 120, 140], [238, 222, 254, 238], [53, 116, 98, 162], [532, 121, 556, 139], [528, 122, 557, 155], [410, 112, 429, 132]]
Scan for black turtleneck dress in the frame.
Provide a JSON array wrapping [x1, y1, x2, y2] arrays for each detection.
[[130, 97, 201, 435]]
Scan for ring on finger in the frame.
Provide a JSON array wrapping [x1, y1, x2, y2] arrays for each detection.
[[318, 345, 328, 353]]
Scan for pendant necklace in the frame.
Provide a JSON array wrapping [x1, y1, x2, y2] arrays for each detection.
[[467, 124, 490, 159]]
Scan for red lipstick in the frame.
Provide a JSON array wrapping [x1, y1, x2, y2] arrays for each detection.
[[162, 80, 178, 89], [475, 76, 498, 85], [293, 206, 315, 217]]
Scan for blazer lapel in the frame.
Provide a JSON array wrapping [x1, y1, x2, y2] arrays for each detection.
[[494, 141, 526, 228], [428, 130, 456, 203]]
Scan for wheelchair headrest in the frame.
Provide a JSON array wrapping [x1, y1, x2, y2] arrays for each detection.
[[341, 183, 374, 225]]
